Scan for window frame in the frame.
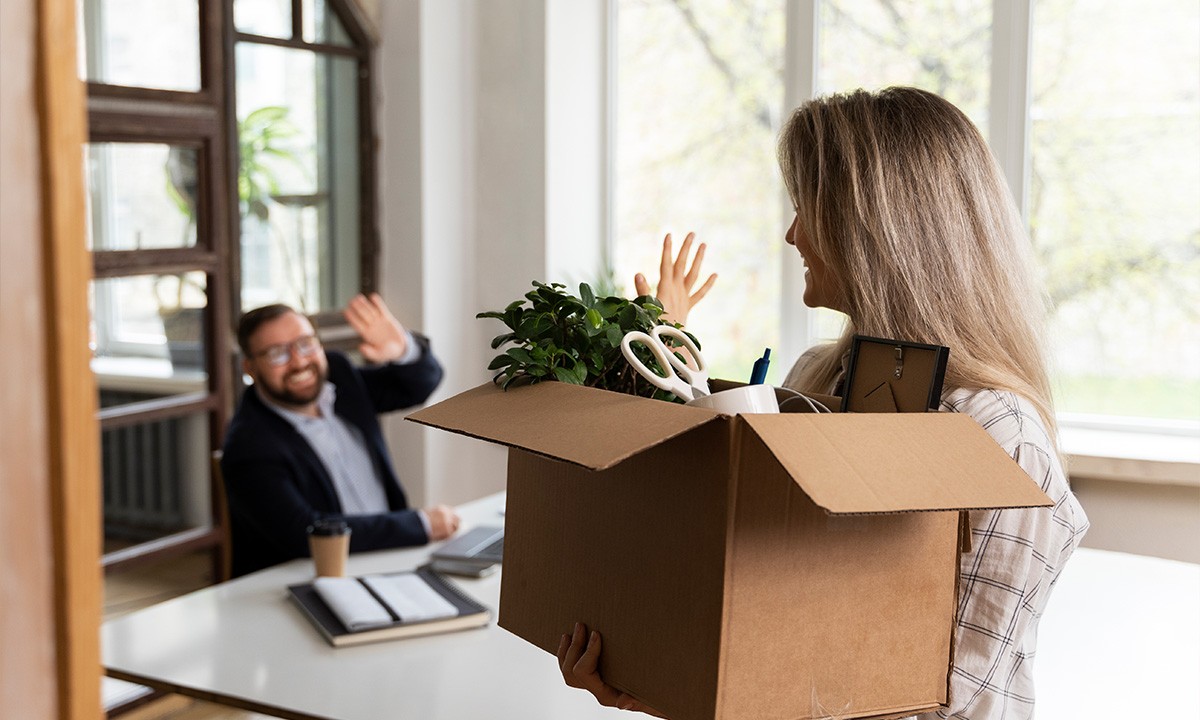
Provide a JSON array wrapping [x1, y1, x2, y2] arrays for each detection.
[[606, 0, 1198, 443], [82, 0, 379, 574]]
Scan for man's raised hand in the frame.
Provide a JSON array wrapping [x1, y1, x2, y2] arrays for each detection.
[[344, 293, 409, 364]]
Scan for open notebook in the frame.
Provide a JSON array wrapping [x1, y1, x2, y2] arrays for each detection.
[[288, 566, 490, 647]]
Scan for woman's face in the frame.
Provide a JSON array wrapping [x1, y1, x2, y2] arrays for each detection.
[[786, 214, 844, 311]]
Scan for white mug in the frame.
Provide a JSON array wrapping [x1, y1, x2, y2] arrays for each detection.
[[685, 384, 780, 414]]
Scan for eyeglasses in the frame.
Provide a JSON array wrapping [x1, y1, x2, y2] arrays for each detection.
[[254, 335, 321, 367]]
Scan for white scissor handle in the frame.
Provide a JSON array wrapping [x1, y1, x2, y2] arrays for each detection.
[[651, 326, 709, 399], [620, 331, 696, 401]]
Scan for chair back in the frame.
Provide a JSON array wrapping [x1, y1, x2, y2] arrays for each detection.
[[210, 449, 232, 582]]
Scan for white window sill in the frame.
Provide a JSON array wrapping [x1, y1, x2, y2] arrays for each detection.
[[1062, 424, 1200, 488], [92, 355, 207, 395]]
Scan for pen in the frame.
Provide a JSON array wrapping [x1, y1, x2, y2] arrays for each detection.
[[749, 348, 771, 385]]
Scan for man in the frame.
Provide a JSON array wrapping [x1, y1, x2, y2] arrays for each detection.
[[221, 293, 459, 577]]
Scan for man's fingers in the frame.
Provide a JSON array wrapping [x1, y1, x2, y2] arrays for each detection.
[[673, 232, 695, 276], [634, 273, 651, 298], [659, 233, 673, 277]]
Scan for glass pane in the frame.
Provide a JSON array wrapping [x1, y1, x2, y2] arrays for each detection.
[[817, 0, 992, 134], [78, 0, 201, 91], [1031, 0, 1200, 421], [90, 273, 210, 390], [101, 411, 212, 549], [303, 0, 353, 46], [615, 0, 786, 383], [86, 144, 199, 251], [236, 44, 362, 314], [235, 0, 292, 38], [811, 0, 993, 343]]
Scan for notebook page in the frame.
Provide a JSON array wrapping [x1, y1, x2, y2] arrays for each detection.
[[312, 577, 393, 631], [362, 574, 458, 622]]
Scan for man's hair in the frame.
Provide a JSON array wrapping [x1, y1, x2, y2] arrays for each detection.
[[237, 304, 302, 356], [777, 86, 1059, 449]]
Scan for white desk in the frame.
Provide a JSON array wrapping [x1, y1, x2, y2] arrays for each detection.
[[103, 493, 624, 720], [104, 494, 1200, 719], [1033, 547, 1200, 716]]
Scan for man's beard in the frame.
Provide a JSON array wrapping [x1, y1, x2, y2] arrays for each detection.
[[258, 362, 327, 408]]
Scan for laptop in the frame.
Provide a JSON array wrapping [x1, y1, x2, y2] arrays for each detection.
[[430, 526, 503, 578]]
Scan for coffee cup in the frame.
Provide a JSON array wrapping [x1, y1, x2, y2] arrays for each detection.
[[685, 384, 780, 414], [307, 519, 351, 577]]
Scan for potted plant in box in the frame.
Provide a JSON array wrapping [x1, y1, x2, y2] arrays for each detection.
[[477, 281, 701, 402]]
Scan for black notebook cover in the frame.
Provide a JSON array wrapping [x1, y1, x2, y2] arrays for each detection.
[[288, 565, 490, 647]]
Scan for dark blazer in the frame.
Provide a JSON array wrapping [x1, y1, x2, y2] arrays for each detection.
[[221, 337, 443, 577]]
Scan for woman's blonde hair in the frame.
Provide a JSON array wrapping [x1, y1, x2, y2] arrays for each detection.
[[778, 87, 1059, 442]]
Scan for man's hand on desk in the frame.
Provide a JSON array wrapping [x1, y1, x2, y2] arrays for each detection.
[[558, 622, 667, 718], [424, 504, 461, 541]]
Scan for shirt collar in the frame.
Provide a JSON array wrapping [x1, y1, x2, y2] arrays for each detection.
[[258, 381, 338, 428]]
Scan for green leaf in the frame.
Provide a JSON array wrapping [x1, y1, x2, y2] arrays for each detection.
[[580, 283, 596, 307], [490, 332, 517, 349], [585, 308, 602, 328], [487, 355, 515, 370], [506, 347, 533, 364]]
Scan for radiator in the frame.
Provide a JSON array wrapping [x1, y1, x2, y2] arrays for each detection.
[[101, 390, 198, 540]]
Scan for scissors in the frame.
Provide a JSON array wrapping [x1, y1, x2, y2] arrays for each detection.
[[620, 326, 710, 401]]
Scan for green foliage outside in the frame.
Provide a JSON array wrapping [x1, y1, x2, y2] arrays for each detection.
[[478, 282, 700, 402], [1055, 376, 1200, 422]]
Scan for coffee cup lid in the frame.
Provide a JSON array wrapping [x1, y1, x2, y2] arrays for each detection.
[[307, 519, 351, 536]]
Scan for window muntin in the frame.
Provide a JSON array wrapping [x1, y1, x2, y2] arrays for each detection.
[[78, 0, 201, 91], [1030, 0, 1200, 422]]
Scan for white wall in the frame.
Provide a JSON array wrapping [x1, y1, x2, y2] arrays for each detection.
[[376, 0, 608, 507]]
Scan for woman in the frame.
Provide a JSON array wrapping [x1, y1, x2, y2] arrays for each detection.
[[558, 87, 1089, 719]]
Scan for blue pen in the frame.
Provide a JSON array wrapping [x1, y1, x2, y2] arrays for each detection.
[[749, 348, 771, 385]]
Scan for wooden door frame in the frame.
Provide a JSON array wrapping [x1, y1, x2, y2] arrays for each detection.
[[40, 0, 102, 716]]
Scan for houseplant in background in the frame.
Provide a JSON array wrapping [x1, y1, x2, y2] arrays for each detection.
[[477, 281, 701, 401]]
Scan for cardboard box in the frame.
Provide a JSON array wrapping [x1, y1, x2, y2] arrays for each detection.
[[409, 381, 1050, 720]]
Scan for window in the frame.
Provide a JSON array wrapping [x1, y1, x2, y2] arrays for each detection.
[[614, 0, 787, 383], [233, 0, 375, 317], [78, 0, 376, 574], [613, 0, 1200, 428], [1029, 0, 1200, 423]]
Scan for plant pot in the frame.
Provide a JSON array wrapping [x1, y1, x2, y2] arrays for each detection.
[[160, 307, 206, 371]]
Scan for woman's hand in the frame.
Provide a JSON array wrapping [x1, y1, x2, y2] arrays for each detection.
[[344, 293, 409, 364], [557, 622, 666, 717], [634, 232, 717, 327]]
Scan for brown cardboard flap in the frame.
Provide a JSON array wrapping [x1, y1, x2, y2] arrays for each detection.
[[740, 413, 1052, 514], [406, 381, 722, 470]]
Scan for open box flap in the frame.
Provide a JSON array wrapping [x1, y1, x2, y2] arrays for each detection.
[[407, 381, 722, 471], [740, 413, 1053, 514]]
